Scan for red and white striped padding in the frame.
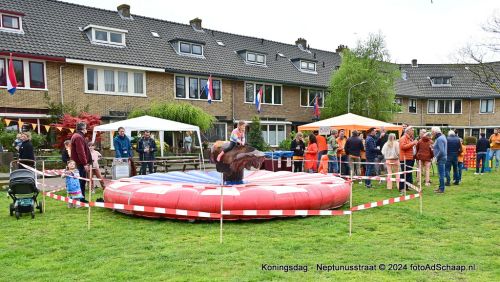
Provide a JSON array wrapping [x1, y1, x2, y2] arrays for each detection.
[[351, 193, 421, 211]]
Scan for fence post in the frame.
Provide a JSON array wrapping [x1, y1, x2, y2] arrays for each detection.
[[42, 160, 46, 212], [349, 169, 353, 237], [87, 164, 93, 230], [219, 173, 224, 244]]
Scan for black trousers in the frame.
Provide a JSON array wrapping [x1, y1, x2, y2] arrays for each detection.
[[77, 164, 87, 199], [223, 141, 237, 153]]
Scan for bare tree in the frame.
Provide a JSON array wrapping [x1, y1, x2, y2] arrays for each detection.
[[460, 13, 500, 94]]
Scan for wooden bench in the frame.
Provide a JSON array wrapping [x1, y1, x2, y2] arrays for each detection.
[[157, 155, 201, 172]]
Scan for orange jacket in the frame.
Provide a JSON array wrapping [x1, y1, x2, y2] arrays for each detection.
[[318, 154, 329, 174], [336, 137, 347, 156], [399, 134, 416, 161], [316, 135, 328, 152], [490, 134, 500, 150], [304, 143, 318, 171], [458, 144, 466, 162]]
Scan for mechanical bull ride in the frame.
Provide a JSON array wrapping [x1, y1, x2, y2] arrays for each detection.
[[104, 143, 351, 220]]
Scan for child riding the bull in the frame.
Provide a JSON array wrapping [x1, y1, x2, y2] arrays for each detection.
[[217, 120, 246, 162]]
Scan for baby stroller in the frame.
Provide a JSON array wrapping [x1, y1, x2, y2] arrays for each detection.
[[8, 169, 43, 219]]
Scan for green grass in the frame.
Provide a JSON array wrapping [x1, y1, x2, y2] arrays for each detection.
[[1, 170, 499, 281]]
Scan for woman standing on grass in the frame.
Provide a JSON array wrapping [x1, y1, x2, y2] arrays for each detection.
[[416, 132, 433, 186], [290, 132, 305, 172], [18, 132, 35, 169], [304, 134, 318, 173], [381, 133, 400, 190]]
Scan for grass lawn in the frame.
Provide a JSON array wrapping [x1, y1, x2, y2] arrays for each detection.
[[1, 169, 499, 281]]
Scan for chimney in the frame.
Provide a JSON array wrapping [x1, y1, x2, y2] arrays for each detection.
[[190, 18, 203, 31], [117, 4, 131, 18], [335, 44, 348, 53], [295, 38, 307, 49], [411, 59, 418, 67]]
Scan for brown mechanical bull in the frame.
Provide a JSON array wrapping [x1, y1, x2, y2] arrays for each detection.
[[211, 141, 265, 183]]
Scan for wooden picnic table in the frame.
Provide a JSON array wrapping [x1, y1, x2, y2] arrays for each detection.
[[102, 155, 202, 177]]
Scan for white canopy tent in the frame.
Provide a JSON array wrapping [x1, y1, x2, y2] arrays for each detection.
[[91, 115, 204, 163]]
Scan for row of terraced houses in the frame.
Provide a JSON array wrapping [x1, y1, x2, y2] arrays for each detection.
[[1, 0, 499, 147]]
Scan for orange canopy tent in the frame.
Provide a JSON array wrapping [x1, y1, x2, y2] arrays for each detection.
[[298, 113, 403, 135]]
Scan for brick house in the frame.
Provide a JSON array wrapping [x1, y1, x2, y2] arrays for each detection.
[[0, 0, 498, 147], [394, 60, 500, 139]]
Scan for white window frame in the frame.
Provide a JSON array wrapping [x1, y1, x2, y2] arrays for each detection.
[[300, 60, 316, 72], [479, 99, 495, 114], [427, 99, 462, 114], [174, 74, 222, 102], [408, 98, 417, 114], [0, 56, 47, 91], [178, 41, 204, 57], [89, 26, 127, 47], [244, 81, 283, 105], [300, 88, 324, 108], [430, 77, 452, 87], [261, 124, 287, 147], [84, 66, 146, 97], [0, 12, 23, 34], [245, 52, 266, 65]]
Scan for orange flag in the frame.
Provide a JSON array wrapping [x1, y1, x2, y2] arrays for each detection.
[[69, 128, 75, 133], [44, 125, 51, 132], [31, 124, 37, 130], [4, 119, 12, 126], [18, 119, 24, 128], [56, 127, 63, 131]]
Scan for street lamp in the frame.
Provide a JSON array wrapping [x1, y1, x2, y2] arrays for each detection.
[[348, 80, 367, 113]]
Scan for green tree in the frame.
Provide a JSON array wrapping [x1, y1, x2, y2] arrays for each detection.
[[247, 116, 267, 151], [324, 33, 400, 121], [129, 102, 216, 131]]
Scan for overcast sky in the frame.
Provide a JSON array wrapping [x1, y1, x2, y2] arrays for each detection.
[[62, 0, 499, 64]]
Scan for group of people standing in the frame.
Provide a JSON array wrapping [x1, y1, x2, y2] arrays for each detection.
[[290, 125, 500, 195]]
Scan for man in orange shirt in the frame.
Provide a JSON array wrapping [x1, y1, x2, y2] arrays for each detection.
[[399, 127, 418, 194], [489, 128, 500, 170], [314, 130, 328, 168], [336, 129, 349, 175]]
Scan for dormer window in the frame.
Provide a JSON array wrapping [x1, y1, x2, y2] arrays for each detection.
[[246, 52, 266, 65], [430, 77, 451, 87], [83, 25, 127, 47], [300, 60, 316, 72], [0, 10, 24, 33], [169, 39, 205, 58], [180, 42, 203, 55]]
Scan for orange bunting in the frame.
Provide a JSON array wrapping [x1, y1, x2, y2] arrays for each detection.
[[56, 127, 63, 131], [18, 119, 24, 128], [69, 128, 75, 133], [44, 125, 51, 132], [4, 119, 12, 126], [31, 124, 37, 130]]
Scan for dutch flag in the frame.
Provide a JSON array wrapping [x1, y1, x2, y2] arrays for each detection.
[[255, 87, 263, 113], [7, 54, 17, 95], [206, 75, 213, 104]]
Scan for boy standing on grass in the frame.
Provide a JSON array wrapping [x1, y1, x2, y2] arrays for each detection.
[[62, 160, 84, 208]]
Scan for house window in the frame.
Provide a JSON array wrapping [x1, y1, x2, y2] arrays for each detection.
[[300, 60, 316, 72], [300, 88, 324, 107], [245, 82, 282, 105], [84, 66, 146, 96], [261, 124, 286, 146], [179, 42, 203, 56], [1, 15, 20, 29], [29, 62, 45, 89], [204, 123, 227, 142], [87, 68, 98, 91], [0, 57, 46, 90], [408, 99, 417, 113], [427, 99, 462, 114], [91, 28, 126, 46], [431, 77, 451, 87], [246, 52, 266, 65], [0, 59, 5, 86], [175, 75, 222, 101], [480, 99, 494, 113]]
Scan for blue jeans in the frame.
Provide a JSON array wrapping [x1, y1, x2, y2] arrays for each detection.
[[340, 155, 350, 176], [446, 155, 459, 184], [491, 149, 500, 169], [476, 153, 487, 173], [365, 161, 375, 186], [437, 159, 447, 191], [328, 155, 338, 173], [458, 162, 463, 182]]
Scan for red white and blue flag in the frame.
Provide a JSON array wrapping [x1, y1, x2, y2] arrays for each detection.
[[7, 54, 17, 95], [314, 94, 320, 117], [255, 87, 263, 113], [206, 75, 213, 104]]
